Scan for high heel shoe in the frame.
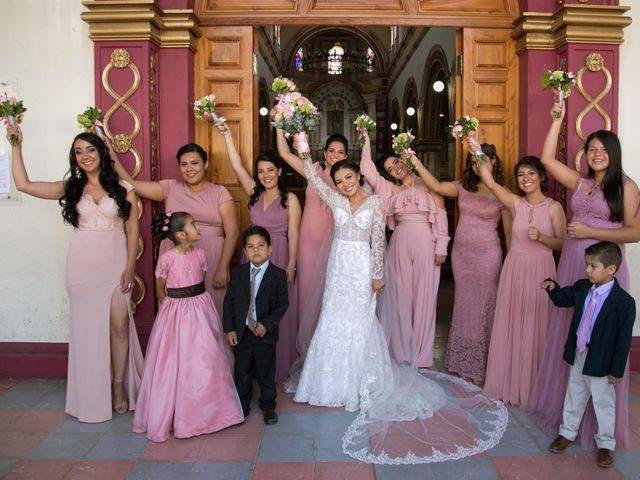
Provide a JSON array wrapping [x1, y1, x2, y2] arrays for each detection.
[[112, 379, 128, 414]]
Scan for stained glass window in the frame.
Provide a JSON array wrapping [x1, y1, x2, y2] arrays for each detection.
[[294, 47, 304, 72], [367, 47, 375, 72], [328, 42, 344, 75]]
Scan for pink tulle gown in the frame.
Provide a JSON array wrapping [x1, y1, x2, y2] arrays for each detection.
[[360, 151, 449, 368], [529, 177, 630, 449], [483, 198, 556, 406], [65, 180, 144, 423], [133, 248, 243, 442], [445, 182, 504, 383], [159, 180, 233, 314], [243, 194, 298, 380]]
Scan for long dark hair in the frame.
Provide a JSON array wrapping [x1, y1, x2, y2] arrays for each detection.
[[584, 130, 624, 222], [514, 156, 548, 195], [248, 152, 288, 208], [461, 143, 505, 192], [321, 133, 349, 168], [330, 160, 365, 186], [59, 132, 130, 227]]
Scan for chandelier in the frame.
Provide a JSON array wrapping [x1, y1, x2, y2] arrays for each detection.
[[298, 39, 375, 75]]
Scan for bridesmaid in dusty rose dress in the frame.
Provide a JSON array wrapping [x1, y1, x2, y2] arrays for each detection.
[[276, 129, 347, 370], [219, 126, 301, 380], [9, 127, 143, 422], [414, 143, 511, 383], [359, 132, 449, 368], [480, 156, 566, 407], [114, 144, 238, 315], [529, 102, 640, 449]]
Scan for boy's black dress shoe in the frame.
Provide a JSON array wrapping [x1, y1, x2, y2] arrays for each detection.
[[596, 448, 614, 468], [548, 435, 574, 453], [263, 409, 278, 425]]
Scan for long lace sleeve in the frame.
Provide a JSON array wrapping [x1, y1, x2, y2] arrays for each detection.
[[371, 196, 386, 279], [302, 157, 340, 207], [434, 207, 450, 256], [360, 137, 392, 202]]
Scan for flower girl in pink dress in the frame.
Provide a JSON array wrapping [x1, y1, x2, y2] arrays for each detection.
[[133, 212, 244, 442]]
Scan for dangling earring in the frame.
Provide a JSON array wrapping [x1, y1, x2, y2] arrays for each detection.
[[74, 166, 82, 179]]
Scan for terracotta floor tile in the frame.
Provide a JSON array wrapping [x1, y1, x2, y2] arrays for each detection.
[[64, 460, 134, 480], [0, 431, 49, 458], [3, 460, 75, 480], [139, 435, 209, 461], [315, 462, 376, 480], [0, 378, 21, 395], [251, 462, 314, 480], [9, 410, 68, 432], [196, 432, 261, 461], [491, 453, 625, 480]]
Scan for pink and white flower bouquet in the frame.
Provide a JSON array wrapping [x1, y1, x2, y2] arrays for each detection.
[[194, 94, 225, 125], [541, 69, 576, 118], [270, 92, 320, 159], [392, 131, 416, 165], [77, 106, 106, 141], [354, 114, 376, 146], [0, 93, 27, 146], [450, 115, 486, 165], [271, 76, 298, 98]]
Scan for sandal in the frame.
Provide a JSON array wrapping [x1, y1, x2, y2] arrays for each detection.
[[112, 379, 128, 414]]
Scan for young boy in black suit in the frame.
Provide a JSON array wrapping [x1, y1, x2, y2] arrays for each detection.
[[223, 225, 288, 425], [541, 241, 635, 468]]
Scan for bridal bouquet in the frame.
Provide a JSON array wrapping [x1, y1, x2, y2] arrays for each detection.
[[392, 131, 416, 164], [77, 106, 106, 141], [541, 69, 576, 118], [270, 92, 320, 159], [271, 76, 298, 98], [354, 114, 376, 146], [0, 93, 27, 145], [194, 94, 225, 125], [450, 115, 486, 165]]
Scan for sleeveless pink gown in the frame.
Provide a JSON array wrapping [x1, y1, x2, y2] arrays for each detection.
[[133, 248, 243, 442], [529, 177, 630, 449], [445, 182, 504, 382], [244, 195, 299, 380], [65, 180, 144, 423], [483, 198, 556, 406], [360, 151, 449, 368], [159, 180, 233, 315]]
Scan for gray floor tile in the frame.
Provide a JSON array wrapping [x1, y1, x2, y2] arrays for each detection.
[[430, 457, 502, 480], [9, 379, 65, 393], [257, 432, 315, 462], [127, 461, 195, 480], [614, 450, 640, 480], [0, 389, 47, 409], [54, 417, 116, 434], [190, 462, 252, 480], [26, 432, 102, 460], [0, 459, 18, 477], [485, 415, 545, 457], [315, 426, 355, 462], [375, 463, 436, 479], [85, 432, 148, 460], [32, 391, 66, 410], [264, 411, 317, 435], [316, 411, 357, 431]]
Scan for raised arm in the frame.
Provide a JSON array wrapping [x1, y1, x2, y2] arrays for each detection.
[[301, 156, 340, 207], [477, 162, 519, 216], [286, 192, 302, 282], [110, 143, 164, 201], [216, 124, 256, 196], [540, 102, 581, 190], [276, 128, 305, 176], [8, 126, 64, 200], [409, 154, 458, 198], [359, 132, 393, 201], [213, 199, 239, 289]]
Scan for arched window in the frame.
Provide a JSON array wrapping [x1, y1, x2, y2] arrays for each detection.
[[328, 42, 344, 75], [367, 47, 375, 72], [294, 47, 304, 72]]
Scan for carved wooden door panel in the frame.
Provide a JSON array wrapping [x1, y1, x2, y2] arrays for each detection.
[[457, 28, 518, 187], [196, 26, 258, 233]]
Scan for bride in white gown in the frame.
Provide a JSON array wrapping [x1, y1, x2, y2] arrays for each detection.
[[286, 152, 508, 464]]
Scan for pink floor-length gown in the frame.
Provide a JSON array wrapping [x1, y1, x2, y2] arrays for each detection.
[[360, 151, 449, 368], [65, 181, 144, 423], [133, 248, 243, 442], [243, 195, 299, 380], [445, 181, 504, 383], [159, 180, 233, 315], [529, 177, 630, 449], [483, 198, 556, 407]]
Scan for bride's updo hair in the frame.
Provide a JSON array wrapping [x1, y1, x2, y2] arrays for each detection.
[[330, 160, 365, 186]]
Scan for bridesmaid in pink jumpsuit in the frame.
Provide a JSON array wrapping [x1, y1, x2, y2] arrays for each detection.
[[359, 132, 449, 368]]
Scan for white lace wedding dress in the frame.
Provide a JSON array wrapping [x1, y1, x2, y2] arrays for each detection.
[[286, 158, 509, 464]]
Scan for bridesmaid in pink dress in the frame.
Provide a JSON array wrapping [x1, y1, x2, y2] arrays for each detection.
[[218, 126, 301, 380], [276, 129, 347, 370], [133, 212, 243, 442], [114, 144, 238, 315], [359, 132, 449, 368], [9, 127, 143, 422], [412, 143, 511, 383], [480, 156, 566, 406], [529, 102, 640, 449]]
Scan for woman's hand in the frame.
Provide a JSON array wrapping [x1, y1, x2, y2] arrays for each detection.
[[286, 262, 296, 283], [372, 278, 384, 295], [212, 266, 230, 289], [435, 254, 446, 266], [5, 124, 22, 145], [528, 226, 541, 242], [550, 101, 565, 122], [567, 221, 591, 239], [120, 266, 135, 293], [214, 121, 230, 136]]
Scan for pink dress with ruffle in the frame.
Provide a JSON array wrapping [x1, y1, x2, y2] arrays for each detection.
[[133, 248, 243, 442]]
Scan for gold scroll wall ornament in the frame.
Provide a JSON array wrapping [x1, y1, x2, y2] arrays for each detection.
[[101, 48, 146, 310], [574, 53, 612, 173]]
